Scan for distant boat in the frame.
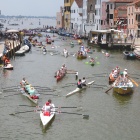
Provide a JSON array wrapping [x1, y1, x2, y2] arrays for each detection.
[[30, 23, 33, 25], [9, 23, 19, 26]]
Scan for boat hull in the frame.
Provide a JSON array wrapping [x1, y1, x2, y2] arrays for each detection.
[[123, 51, 136, 59], [3, 64, 14, 70], [113, 87, 133, 95], [77, 55, 87, 59], [113, 81, 133, 95], [40, 104, 55, 129], [19, 87, 38, 104], [66, 81, 94, 97], [56, 73, 66, 82]]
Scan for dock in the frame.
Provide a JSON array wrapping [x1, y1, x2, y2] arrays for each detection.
[[0, 40, 21, 64]]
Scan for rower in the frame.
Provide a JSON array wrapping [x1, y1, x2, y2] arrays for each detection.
[[123, 69, 128, 77], [20, 78, 27, 87], [77, 79, 82, 89], [89, 58, 94, 63], [75, 71, 78, 80], [62, 64, 67, 72], [42, 99, 53, 116], [82, 77, 87, 87]]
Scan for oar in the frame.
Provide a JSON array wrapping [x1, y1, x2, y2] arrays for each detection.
[[19, 105, 81, 109], [1, 86, 19, 89], [33, 86, 51, 89], [39, 93, 61, 96], [53, 111, 89, 119], [2, 87, 19, 91], [2, 89, 19, 92], [128, 77, 139, 87], [105, 86, 114, 93], [3, 93, 19, 97], [9, 110, 39, 115]]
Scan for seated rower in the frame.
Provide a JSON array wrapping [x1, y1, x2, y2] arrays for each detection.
[[28, 87, 35, 96], [42, 99, 53, 116], [82, 77, 87, 87], [77, 79, 82, 89], [20, 78, 27, 87], [89, 58, 95, 63]]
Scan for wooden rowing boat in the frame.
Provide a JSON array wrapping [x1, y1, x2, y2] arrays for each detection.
[[56, 73, 66, 82], [66, 81, 94, 97], [77, 54, 87, 59], [112, 80, 133, 95], [19, 87, 39, 104], [40, 104, 55, 129]]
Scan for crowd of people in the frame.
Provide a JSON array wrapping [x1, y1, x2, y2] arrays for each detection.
[[20, 78, 39, 99], [113, 68, 130, 86]]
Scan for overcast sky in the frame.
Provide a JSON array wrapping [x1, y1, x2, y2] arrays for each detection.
[[0, 0, 64, 16]]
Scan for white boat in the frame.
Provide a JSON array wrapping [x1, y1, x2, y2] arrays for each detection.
[[40, 104, 55, 128], [19, 87, 39, 104], [15, 50, 25, 56], [3, 63, 14, 70], [15, 45, 30, 56], [66, 81, 94, 97]]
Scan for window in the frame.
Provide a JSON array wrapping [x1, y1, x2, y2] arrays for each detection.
[[110, 14, 113, 19], [132, 19, 133, 24], [110, 4, 112, 9], [101, 20, 103, 25]]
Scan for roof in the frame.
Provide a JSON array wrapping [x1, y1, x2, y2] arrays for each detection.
[[127, 0, 140, 5], [75, 0, 83, 8]]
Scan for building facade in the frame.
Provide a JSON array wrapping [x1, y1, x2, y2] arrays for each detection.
[[127, 0, 140, 37], [64, 0, 74, 32], [56, 7, 64, 29]]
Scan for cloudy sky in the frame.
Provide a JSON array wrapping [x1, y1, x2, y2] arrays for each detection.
[[0, 0, 64, 16]]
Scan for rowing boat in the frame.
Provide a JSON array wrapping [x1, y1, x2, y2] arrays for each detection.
[[66, 81, 94, 97], [3, 63, 14, 70], [112, 80, 134, 95], [40, 104, 55, 129], [19, 87, 39, 104]]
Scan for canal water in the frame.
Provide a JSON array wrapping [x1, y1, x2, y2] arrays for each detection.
[[0, 19, 140, 140]]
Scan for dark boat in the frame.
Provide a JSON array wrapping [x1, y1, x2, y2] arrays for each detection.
[[133, 48, 140, 59], [123, 51, 136, 59]]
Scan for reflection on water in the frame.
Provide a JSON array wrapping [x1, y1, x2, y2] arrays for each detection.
[[112, 90, 133, 106]]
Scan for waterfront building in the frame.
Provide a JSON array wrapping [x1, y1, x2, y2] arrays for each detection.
[[64, 0, 74, 32], [105, 0, 133, 31], [71, 0, 83, 35], [101, 1, 110, 29], [56, 7, 64, 29], [127, 0, 140, 37]]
